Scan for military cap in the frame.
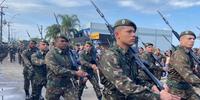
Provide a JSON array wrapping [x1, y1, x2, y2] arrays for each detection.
[[180, 31, 196, 39], [114, 19, 137, 30], [30, 40, 37, 44], [85, 41, 93, 46], [40, 39, 49, 45], [54, 34, 69, 42], [144, 42, 153, 47]]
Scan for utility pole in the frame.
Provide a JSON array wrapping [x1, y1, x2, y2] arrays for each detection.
[[0, 6, 7, 42], [7, 21, 10, 42]]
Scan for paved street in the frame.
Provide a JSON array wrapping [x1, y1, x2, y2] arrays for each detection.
[[0, 56, 98, 100]]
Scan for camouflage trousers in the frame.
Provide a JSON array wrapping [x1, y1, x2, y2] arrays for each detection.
[[23, 69, 33, 96], [78, 74, 102, 99], [103, 88, 159, 100], [45, 86, 78, 100], [31, 77, 46, 100]]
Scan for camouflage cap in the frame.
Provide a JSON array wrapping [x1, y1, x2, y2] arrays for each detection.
[[114, 19, 137, 30], [145, 42, 153, 47], [30, 40, 37, 44], [54, 34, 69, 42], [85, 41, 93, 46], [40, 39, 49, 45], [180, 31, 196, 39]]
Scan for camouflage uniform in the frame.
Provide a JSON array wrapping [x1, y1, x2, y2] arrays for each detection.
[[99, 45, 160, 100], [9, 45, 17, 63], [22, 47, 38, 97], [167, 46, 200, 100], [140, 52, 163, 80], [17, 45, 26, 65], [45, 47, 78, 100], [31, 50, 47, 100], [78, 50, 102, 100]]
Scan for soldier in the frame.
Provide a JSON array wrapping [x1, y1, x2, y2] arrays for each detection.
[[167, 31, 200, 100], [22, 40, 38, 100], [140, 43, 163, 80], [99, 19, 180, 100], [31, 39, 49, 100], [17, 41, 26, 65], [9, 44, 17, 63], [78, 41, 102, 100], [45, 35, 87, 100]]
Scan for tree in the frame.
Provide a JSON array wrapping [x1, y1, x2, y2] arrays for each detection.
[[58, 14, 80, 38], [45, 24, 61, 41]]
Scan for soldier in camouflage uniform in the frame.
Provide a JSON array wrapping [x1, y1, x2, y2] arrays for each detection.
[[78, 41, 102, 100], [140, 43, 163, 80], [99, 19, 180, 100], [45, 35, 87, 100], [167, 31, 200, 100], [31, 40, 49, 100], [17, 41, 26, 65], [22, 40, 38, 99]]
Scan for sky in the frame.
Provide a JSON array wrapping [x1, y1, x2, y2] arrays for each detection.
[[1, 0, 200, 47]]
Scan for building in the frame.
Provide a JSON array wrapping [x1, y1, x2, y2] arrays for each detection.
[[82, 22, 172, 51]]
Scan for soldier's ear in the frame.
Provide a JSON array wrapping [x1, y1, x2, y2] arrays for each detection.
[[115, 32, 120, 39]]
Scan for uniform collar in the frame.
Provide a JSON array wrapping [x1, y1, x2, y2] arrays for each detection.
[[177, 45, 190, 54]]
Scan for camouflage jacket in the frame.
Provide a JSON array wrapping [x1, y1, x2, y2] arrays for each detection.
[[99, 44, 159, 99], [167, 46, 200, 88], [31, 50, 47, 83], [45, 47, 76, 88], [79, 50, 96, 74], [22, 47, 38, 69], [140, 52, 163, 80]]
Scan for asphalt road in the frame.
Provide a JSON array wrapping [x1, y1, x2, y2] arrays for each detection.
[[0, 56, 98, 100]]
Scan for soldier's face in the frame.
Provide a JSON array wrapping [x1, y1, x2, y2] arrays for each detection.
[[39, 42, 48, 51], [29, 42, 36, 48], [55, 38, 68, 50], [84, 44, 91, 52], [180, 35, 195, 49], [145, 46, 153, 53], [115, 26, 136, 46]]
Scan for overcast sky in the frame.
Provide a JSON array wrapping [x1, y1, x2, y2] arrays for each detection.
[[2, 0, 200, 47]]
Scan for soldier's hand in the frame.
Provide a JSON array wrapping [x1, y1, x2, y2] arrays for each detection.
[[163, 84, 169, 92], [91, 64, 98, 71], [151, 85, 160, 94], [75, 70, 88, 77], [160, 90, 181, 100]]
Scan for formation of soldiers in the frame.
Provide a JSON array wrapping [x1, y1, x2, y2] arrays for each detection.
[[0, 18, 200, 100]]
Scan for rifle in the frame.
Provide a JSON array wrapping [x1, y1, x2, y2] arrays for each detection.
[[37, 24, 43, 39], [158, 10, 200, 66], [90, 0, 164, 90], [26, 31, 31, 39], [162, 35, 176, 50], [90, 0, 115, 45]]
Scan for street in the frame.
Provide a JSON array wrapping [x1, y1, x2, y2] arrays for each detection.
[[0, 56, 97, 100]]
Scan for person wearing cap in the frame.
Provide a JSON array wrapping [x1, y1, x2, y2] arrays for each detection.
[[140, 43, 163, 81], [21, 40, 38, 100], [167, 31, 200, 99], [45, 35, 87, 100], [99, 19, 180, 100], [30, 39, 49, 100], [78, 41, 102, 100], [17, 41, 26, 65]]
